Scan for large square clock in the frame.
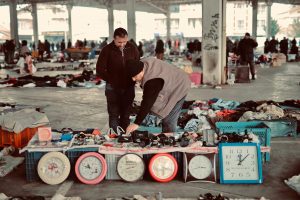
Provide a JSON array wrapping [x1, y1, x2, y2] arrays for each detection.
[[183, 152, 216, 183], [219, 142, 263, 184]]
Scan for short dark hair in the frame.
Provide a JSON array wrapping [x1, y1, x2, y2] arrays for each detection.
[[114, 28, 128, 38], [245, 32, 250, 37]]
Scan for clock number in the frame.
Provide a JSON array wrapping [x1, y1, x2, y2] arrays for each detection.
[[231, 172, 235, 177]]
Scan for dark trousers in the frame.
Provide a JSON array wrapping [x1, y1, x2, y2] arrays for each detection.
[[240, 59, 255, 78], [105, 83, 135, 133]]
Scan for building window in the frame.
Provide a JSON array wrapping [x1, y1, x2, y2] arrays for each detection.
[[155, 19, 166, 28], [235, 3, 243, 9], [171, 19, 179, 29], [258, 5, 266, 14], [188, 18, 201, 29], [237, 20, 244, 29]]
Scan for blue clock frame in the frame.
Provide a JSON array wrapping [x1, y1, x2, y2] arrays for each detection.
[[219, 142, 263, 184]]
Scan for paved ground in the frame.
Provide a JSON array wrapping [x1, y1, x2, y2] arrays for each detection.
[[0, 62, 299, 199]]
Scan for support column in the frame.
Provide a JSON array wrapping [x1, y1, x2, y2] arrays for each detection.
[[67, 4, 73, 44], [202, 0, 227, 85], [252, 0, 258, 39], [166, 7, 171, 41], [266, 0, 272, 39], [126, 0, 136, 41], [107, 2, 114, 42], [9, 0, 19, 48], [31, 2, 38, 49]]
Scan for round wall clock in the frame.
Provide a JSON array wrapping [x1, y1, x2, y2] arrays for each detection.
[[75, 152, 107, 185], [148, 153, 178, 183], [184, 153, 216, 183], [37, 152, 71, 185], [117, 153, 145, 182]]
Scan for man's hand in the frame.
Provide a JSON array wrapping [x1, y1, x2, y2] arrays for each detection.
[[126, 123, 139, 135]]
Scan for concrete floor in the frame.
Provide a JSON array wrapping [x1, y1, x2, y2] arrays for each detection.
[[0, 62, 300, 199]]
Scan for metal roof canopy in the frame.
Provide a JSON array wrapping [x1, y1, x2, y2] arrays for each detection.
[[0, 0, 300, 14]]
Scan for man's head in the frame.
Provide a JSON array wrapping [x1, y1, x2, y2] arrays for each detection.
[[245, 32, 250, 39], [126, 60, 144, 82], [113, 27, 128, 49]]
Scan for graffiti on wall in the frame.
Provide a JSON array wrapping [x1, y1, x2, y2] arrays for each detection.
[[203, 13, 219, 51]]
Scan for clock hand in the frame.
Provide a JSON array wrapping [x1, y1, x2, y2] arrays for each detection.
[[192, 166, 206, 170], [238, 154, 242, 163], [238, 154, 249, 165], [126, 166, 136, 170]]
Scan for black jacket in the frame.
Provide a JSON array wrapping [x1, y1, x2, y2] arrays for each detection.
[[96, 41, 139, 89], [238, 38, 258, 61]]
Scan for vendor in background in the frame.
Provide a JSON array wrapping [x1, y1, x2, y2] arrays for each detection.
[[237, 32, 258, 80], [17, 52, 36, 75], [125, 57, 191, 134], [20, 40, 30, 57], [96, 27, 140, 133]]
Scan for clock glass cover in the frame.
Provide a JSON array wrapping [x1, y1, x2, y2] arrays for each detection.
[[219, 143, 263, 184], [149, 153, 178, 183], [37, 152, 71, 185], [117, 153, 145, 182], [75, 152, 107, 184], [188, 155, 212, 179]]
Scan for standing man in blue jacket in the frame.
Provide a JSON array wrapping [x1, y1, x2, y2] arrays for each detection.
[[96, 28, 140, 133]]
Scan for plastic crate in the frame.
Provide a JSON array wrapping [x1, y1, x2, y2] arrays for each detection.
[[25, 151, 48, 182], [252, 118, 297, 137], [0, 127, 38, 148], [65, 147, 99, 178], [143, 152, 183, 180], [105, 154, 121, 180], [216, 121, 271, 162]]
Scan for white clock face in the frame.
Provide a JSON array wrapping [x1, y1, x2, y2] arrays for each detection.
[[151, 155, 175, 179], [79, 156, 102, 180], [117, 154, 145, 182], [188, 155, 212, 179], [42, 157, 65, 178], [222, 145, 259, 180], [38, 152, 71, 185]]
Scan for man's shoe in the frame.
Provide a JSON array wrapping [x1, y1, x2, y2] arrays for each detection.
[[252, 77, 256, 80]]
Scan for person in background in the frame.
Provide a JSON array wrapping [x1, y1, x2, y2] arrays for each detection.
[[269, 36, 278, 53], [237, 32, 258, 80], [61, 39, 66, 51], [138, 41, 144, 58], [44, 39, 51, 58], [279, 37, 288, 58], [67, 39, 72, 49], [100, 37, 108, 50], [155, 39, 164, 60], [125, 57, 191, 134], [96, 27, 140, 133], [20, 40, 30, 57], [264, 38, 270, 54], [25, 52, 36, 74], [37, 40, 44, 61]]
